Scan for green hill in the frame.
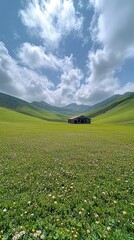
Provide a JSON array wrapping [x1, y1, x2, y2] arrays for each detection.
[[89, 93, 134, 124], [86, 92, 134, 120], [1, 91, 134, 124], [0, 92, 66, 122], [32, 101, 90, 115]]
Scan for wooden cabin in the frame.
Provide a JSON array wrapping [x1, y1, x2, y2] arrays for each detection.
[[68, 115, 91, 124]]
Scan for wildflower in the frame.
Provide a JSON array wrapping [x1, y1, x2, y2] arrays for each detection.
[[54, 201, 57, 204], [122, 211, 127, 215], [94, 213, 99, 218], [87, 229, 90, 234], [3, 208, 7, 212], [33, 233, 38, 238], [27, 201, 31, 205], [113, 200, 117, 204], [12, 231, 25, 240], [40, 235, 45, 239], [74, 234, 77, 238], [52, 195, 56, 199], [79, 211, 82, 215], [107, 226, 111, 231], [36, 230, 41, 236], [95, 221, 100, 224]]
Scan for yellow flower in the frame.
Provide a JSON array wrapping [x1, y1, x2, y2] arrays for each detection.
[[32, 229, 35, 232], [107, 226, 111, 231], [122, 211, 127, 215], [117, 178, 121, 181]]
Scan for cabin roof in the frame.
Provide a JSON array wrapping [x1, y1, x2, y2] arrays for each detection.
[[68, 115, 90, 120]]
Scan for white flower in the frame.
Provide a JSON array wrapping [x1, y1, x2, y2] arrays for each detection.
[[3, 208, 7, 212], [107, 226, 111, 231]]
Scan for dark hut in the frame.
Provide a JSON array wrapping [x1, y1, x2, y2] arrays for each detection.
[[68, 115, 91, 124]]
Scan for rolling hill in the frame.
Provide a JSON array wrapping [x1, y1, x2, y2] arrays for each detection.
[[0, 91, 134, 124], [0, 92, 66, 122], [32, 101, 90, 115], [86, 92, 134, 124], [93, 96, 134, 124]]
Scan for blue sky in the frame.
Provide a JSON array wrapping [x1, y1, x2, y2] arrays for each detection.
[[0, 0, 134, 106]]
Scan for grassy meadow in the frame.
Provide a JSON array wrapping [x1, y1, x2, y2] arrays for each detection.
[[0, 107, 134, 239]]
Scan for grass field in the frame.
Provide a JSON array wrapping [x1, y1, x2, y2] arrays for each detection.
[[0, 108, 134, 239]]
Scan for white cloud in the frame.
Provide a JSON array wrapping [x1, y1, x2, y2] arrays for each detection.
[[53, 67, 83, 105], [20, 0, 83, 49], [76, 0, 134, 104], [18, 42, 63, 70], [0, 42, 84, 105], [0, 42, 53, 102], [17, 42, 77, 73], [116, 82, 134, 95], [0, 42, 25, 96]]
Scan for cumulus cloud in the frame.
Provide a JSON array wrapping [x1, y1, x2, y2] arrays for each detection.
[[20, 0, 83, 49], [1, 1, 134, 106], [0, 42, 53, 101], [76, 0, 134, 104], [0, 42, 83, 105], [17, 42, 77, 73], [17, 42, 63, 70], [52, 67, 83, 105]]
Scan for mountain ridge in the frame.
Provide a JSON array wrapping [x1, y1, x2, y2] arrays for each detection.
[[0, 92, 134, 123]]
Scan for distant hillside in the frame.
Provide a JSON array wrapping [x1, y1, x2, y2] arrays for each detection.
[[89, 94, 121, 111], [63, 103, 90, 113], [1, 92, 134, 123], [0, 92, 31, 109], [93, 95, 134, 124], [32, 101, 90, 115], [86, 92, 134, 123], [0, 93, 66, 122], [32, 100, 69, 114]]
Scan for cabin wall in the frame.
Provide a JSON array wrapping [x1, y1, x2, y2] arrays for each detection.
[[68, 118, 91, 124]]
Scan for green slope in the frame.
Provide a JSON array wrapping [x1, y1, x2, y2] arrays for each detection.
[[86, 92, 134, 122], [93, 97, 134, 124], [0, 107, 45, 124], [0, 92, 66, 122]]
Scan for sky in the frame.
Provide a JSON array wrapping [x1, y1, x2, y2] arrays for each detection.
[[0, 0, 134, 106]]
